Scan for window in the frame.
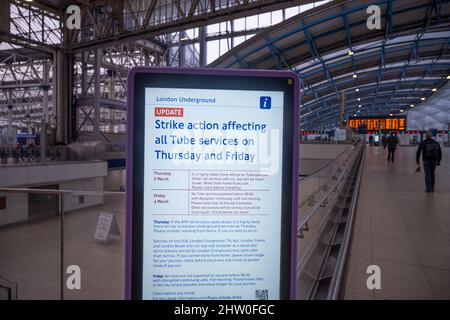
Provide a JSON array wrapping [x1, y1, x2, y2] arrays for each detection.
[[259, 12, 271, 28], [207, 40, 220, 64], [272, 10, 283, 24]]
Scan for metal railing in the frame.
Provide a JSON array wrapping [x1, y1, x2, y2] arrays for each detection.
[[299, 140, 354, 144], [0, 276, 17, 300], [328, 145, 366, 299], [296, 140, 365, 299], [0, 146, 68, 164], [298, 141, 359, 215], [0, 144, 113, 164], [0, 187, 125, 300]]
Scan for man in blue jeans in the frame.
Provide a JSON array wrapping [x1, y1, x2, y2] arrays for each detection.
[[416, 131, 442, 192]]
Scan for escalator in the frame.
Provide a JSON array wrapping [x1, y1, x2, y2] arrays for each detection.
[[297, 144, 365, 299]]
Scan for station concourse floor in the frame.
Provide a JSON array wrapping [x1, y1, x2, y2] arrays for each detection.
[[342, 145, 450, 299], [0, 196, 125, 300], [1, 145, 449, 300]]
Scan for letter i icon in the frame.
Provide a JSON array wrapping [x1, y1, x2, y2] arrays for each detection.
[[260, 96, 271, 109]]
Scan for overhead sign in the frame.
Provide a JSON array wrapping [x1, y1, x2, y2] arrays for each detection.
[[348, 116, 407, 131], [126, 68, 299, 300]]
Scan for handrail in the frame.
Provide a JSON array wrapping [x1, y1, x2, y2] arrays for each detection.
[[300, 144, 354, 180], [0, 275, 17, 300], [328, 143, 366, 299], [0, 187, 125, 196], [0, 284, 12, 300], [299, 141, 354, 145], [297, 143, 361, 233], [298, 144, 358, 209]]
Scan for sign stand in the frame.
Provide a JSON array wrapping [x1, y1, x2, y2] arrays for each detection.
[[94, 212, 121, 244]]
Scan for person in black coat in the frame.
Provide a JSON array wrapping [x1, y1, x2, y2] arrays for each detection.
[[386, 133, 399, 162], [416, 131, 442, 192]]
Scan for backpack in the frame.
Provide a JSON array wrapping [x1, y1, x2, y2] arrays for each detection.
[[424, 141, 439, 160]]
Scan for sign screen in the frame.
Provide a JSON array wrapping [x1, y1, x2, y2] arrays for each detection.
[[126, 68, 299, 300], [348, 116, 407, 131]]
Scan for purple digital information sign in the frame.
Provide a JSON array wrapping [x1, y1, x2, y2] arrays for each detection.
[[125, 67, 299, 300]]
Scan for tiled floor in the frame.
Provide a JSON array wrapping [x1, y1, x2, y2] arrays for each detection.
[[342, 146, 450, 300], [0, 196, 125, 300]]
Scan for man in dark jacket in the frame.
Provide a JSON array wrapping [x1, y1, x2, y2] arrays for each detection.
[[416, 131, 442, 192], [386, 133, 399, 162]]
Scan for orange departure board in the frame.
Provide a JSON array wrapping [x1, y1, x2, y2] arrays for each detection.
[[348, 116, 406, 131]]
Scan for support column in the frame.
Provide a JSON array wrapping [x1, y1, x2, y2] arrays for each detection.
[[339, 91, 346, 128], [54, 49, 70, 144], [107, 69, 115, 133], [81, 52, 88, 96], [199, 27, 207, 67], [0, 0, 10, 34], [41, 61, 50, 162], [7, 89, 13, 146], [154, 50, 160, 66], [179, 31, 186, 67], [230, 19, 235, 49], [94, 49, 102, 139]]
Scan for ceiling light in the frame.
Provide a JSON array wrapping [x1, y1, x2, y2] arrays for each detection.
[[447, 75, 450, 79], [348, 50, 354, 56], [410, 104, 414, 107], [354, 113, 357, 116], [357, 98, 361, 101], [389, 113, 393, 116], [421, 97, 425, 101], [358, 104, 362, 108], [400, 109, 404, 112], [356, 88, 359, 92], [352, 74, 357, 79], [432, 88, 437, 92]]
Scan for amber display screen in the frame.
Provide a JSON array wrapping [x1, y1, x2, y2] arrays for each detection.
[[348, 116, 407, 131]]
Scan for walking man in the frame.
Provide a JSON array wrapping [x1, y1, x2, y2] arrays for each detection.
[[416, 131, 442, 193], [381, 135, 387, 149], [386, 133, 399, 162]]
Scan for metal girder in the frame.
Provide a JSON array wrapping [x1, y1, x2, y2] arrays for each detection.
[[1, 1, 62, 52], [311, 75, 446, 101], [210, 0, 450, 129], [212, 0, 449, 67], [301, 59, 450, 106], [0, 54, 55, 127], [385, 0, 393, 40], [301, 21, 339, 94], [75, 97, 127, 110], [301, 72, 448, 125], [69, 40, 167, 138], [0, 32, 57, 53], [305, 59, 440, 97], [343, 12, 357, 77], [266, 41, 291, 70], [64, 0, 318, 52]]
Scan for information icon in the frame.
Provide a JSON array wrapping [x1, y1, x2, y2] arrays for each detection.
[[260, 96, 271, 109]]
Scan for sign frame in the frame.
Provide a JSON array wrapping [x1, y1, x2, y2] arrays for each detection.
[[125, 67, 299, 300]]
